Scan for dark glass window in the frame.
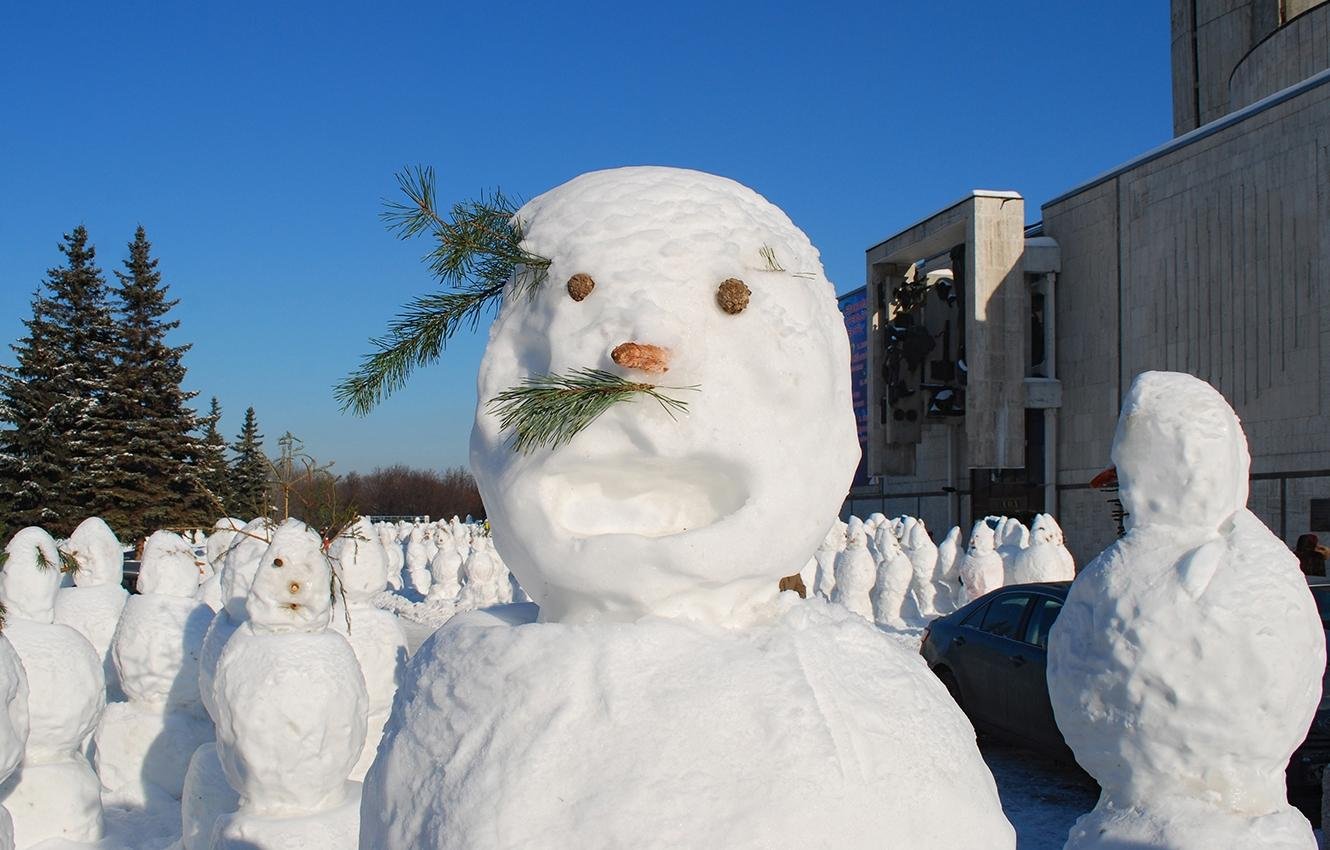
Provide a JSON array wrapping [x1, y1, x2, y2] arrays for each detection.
[[979, 594, 1029, 639], [961, 601, 988, 626], [1023, 597, 1064, 649]]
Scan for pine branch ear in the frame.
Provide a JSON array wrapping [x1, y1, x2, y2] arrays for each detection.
[[338, 167, 552, 415]]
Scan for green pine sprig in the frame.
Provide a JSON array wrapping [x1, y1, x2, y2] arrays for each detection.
[[337, 166, 552, 415], [487, 368, 697, 454]]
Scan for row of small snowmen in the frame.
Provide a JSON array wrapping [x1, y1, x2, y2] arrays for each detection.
[[813, 512, 1075, 629], [373, 518, 526, 626], [0, 514, 417, 850]]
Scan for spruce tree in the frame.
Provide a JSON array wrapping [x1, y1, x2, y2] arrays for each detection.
[[197, 397, 231, 511], [105, 226, 208, 536], [0, 227, 120, 531], [230, 407, 269, 518]]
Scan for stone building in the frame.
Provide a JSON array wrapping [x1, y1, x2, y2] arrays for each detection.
[[845, 0, 1330, 564]]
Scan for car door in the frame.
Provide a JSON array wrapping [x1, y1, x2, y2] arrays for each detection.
[[1010, 593, 1067, 753], [962, 592, 1033, 733]]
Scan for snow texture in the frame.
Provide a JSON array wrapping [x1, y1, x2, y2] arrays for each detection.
[[1006, 514, 1074, 584], [0, 636, 29, 850], [1048, 371, 1324, 849], [831, 524, 875, 619], [470, 166, 859, 625], [361, 598, 1014, 849], [0, 528, 63, 623], [956, 521, 1004, 606], [179, 743, 237, 850]]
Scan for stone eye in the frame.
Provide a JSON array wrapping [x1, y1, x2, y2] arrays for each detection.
[[716, 278, 751, 314], [288, 582, 300, 594], [273, 558, 284, 567], [567, 273, 595, 302]]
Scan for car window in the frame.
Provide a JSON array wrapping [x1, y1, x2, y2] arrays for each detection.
[[961, 602, 988, 627], [979, 594, 1030, 639], [1023, 596, 1063, 649]]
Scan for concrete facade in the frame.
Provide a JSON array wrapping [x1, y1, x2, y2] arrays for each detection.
[[848, 8, 1330, 566]]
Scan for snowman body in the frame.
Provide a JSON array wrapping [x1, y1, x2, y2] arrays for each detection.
[[870, 529, 914, 627], [932, 525, 963, 612], [455, 543, 504, 612], [328, 519, 407, 781], [1049, 372, 1323, 849], [424, 535, 462, 603], [178, 517, 273, 850], [362, 167, 1013, 849], [403, 528, 431, 596], [0, 528, 105, 846], [54, 517, 128, 699], [94, 531, 214, 807], [212, 522, 367, 849], [0, 634, 31, 850], [956, 522, 1004, 606]]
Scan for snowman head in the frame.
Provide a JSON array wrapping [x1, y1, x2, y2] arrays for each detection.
[[968, 521, 995, 555], [138, 530, 203, 597], [0, 527, 63, 622], [905, 519, 931, 551], [246, 519, 332, 634], [1030, 514, 1056, 545], [471, 167, 859, 624], [206, 517, 246, 570], [62, 516, 123, 588], [1112, 371, 1249, 531], [328, 517, 389, 601], [221, 517, 276, 621]]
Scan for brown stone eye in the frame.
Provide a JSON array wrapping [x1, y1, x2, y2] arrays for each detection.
[[567, 273, 595, 302], [288, 582, 300, 594], [273, 558, 284, 567], [716, 278, 751, 314]]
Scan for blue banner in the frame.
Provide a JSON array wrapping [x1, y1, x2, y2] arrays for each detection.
[[838, 287, 870, 491]]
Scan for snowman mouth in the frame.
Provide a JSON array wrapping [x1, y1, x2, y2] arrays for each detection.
[[539, 456, 748, 538]]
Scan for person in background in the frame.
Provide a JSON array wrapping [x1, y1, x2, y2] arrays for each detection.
[[1294, 534, 1327, 577]]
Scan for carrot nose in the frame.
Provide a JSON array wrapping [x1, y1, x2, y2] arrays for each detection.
[[611, 342, 670, 374], [1090, 466, 1118, 489]]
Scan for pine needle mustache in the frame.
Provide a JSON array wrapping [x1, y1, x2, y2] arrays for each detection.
[[487, 368, 698, 454]]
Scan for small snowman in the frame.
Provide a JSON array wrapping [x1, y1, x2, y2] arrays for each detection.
[[0, 627, 31, 850], [211, 520, 368, 849], [900, 518, 940, 618], [1049, 372, 1323, 848], [424, 530, 462, 604], [403, 526, 431, 596], [0, 527, 105, 846], [956, 521, 1004, 606], [94, 530, 214, 807], [361, 168, 1015, 848], [54, 516, 128, 699], [994, 517, 1029, 576], [376, 524, 405, 592], [831, 524, 876, 620], [327, 518, 408, 781], [812, 524, 841, 599], [454, 539, 505, 612], [932, 525, 963, 612], [179, 516, 273, 850], [1041, 514, 1076, 577], [1005, 514, 1074, 584], [870, 524, 914, 627]]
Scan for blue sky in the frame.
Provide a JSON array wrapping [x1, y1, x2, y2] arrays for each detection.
[[0, 1, 1171, 473]]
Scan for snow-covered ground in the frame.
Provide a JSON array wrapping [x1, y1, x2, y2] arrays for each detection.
[[980, 740, 1097, 850]]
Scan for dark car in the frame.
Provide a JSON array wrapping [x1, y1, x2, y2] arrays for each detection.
[[921, 578, 1330, 824]]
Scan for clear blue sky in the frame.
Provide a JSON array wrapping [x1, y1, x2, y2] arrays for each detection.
[[0, 1, 1172, 474]]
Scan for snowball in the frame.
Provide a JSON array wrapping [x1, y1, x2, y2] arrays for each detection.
[[61, 517, 123, 588], [470, 167, 859, 624], [139, 530, 204, 597], [328, 518, 390, 602], [110, 592, 212, 709], [0, 528, 63, 623]]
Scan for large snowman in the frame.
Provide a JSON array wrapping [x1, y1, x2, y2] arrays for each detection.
[[361, 167, 1014, 848], [1048, 371, 1323, 848]]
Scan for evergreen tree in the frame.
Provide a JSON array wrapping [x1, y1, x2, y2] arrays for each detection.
[[230, 407, 269, 518], [196, 397, 231, 512], [0, 227, 120, 531], [104, 226, 208, 536]]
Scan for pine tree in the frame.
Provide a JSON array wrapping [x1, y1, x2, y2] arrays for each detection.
[[104, 226, 209, 537], [196, 397, 231, 512], [0, 227, 120, 532], [230, 407, 269, 518]]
